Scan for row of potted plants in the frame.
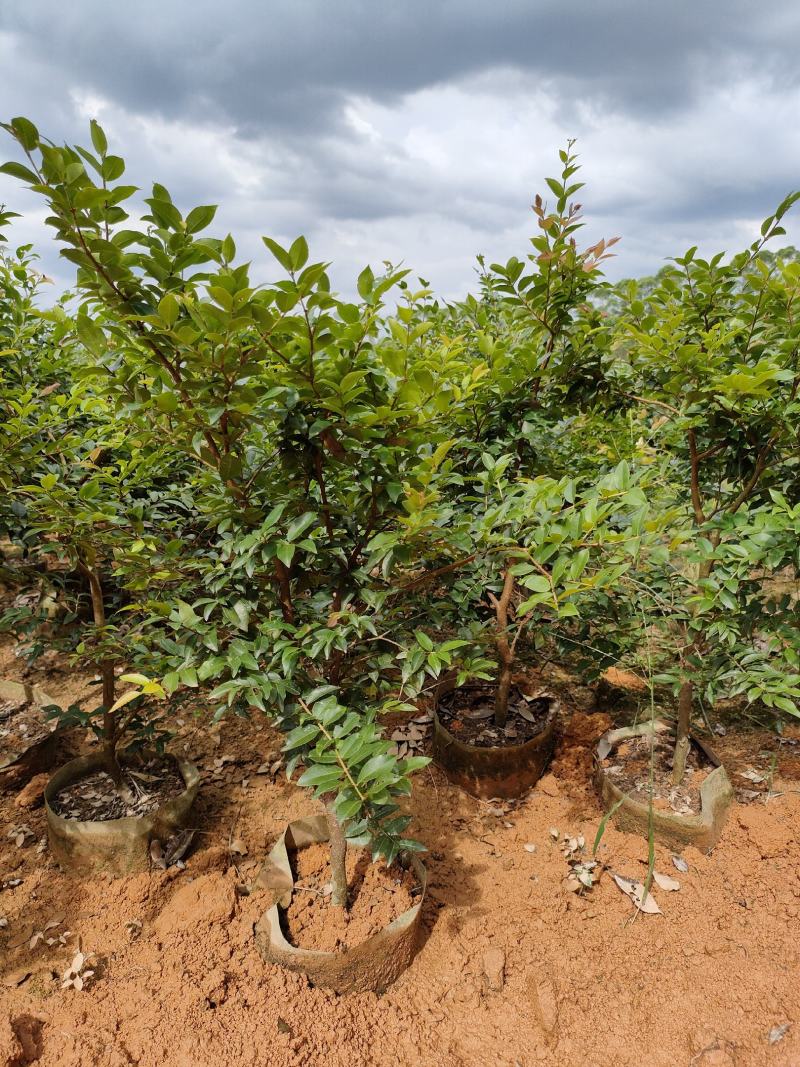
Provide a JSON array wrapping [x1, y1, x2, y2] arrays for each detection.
[[1, 118, 799, 994]]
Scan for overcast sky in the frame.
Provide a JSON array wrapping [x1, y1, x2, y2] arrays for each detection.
[[1, 1, 799, 300]]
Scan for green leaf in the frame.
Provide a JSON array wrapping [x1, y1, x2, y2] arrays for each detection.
[[177, 600, 200, 627], [221, 233, 236, 262], [286, 513, 316, 542], [284, 723, 320, 750], [357, 265, 374, 300], [10, 117, 39, 151], [289, 235, 309, 271], [415, 630, 434, 652], [297, 764, 342, 790], [158, 293, 180, 327], [305, 685, 339, 704], [185, 204, 218, 234], [0, 161, 39, 184], [90, 119, 108, 156], [156, 391, 179, 414], [262, 237, 293, 271], [276, 542, 295, 567]]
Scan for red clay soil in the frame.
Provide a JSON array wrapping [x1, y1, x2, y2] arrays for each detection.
[[2, 666, 800, 1066], [283, 843, 417, 953]]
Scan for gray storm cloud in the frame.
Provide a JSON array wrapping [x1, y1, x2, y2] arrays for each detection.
[[0, 0, 798, 297]]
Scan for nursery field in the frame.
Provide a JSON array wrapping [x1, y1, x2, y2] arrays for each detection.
[[1, 117, 800, 1067], [2, 643, 800, 1067]]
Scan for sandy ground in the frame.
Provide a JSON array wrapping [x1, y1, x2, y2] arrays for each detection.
[[1, 644, 800, 1066]]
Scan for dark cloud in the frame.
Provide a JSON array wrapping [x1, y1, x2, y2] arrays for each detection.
[[3, 1, 800, 132], [0, 1, 798, 297]]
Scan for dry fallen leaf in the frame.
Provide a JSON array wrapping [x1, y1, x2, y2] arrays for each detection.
[[672, 855, 689, 873], [126, 920, 142, 941], [596, 734, 614, 761], [653, 871, 681, 892], [612, 874, 662, 914], [739, 768, 766, 784], [769, 1023, 791, 1045], [163, 830, 195, 867], [149, 839, 168, 870]]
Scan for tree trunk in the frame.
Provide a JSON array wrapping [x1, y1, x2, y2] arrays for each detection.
[[79, 559, 123, 787], [495, 658, 512, 728], [672, 678, 693, 785], [325, 802, 349, 910], [492, 568, 516, 728]]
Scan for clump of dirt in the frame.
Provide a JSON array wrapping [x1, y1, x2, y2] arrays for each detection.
[[282, 842, 417, 952], [551, 711, 613, 787], [0, 696, 55, 762], [49, 754, 185, 821], [438, 684, 551, 748], [602, 733, 712, 815], [596, 666, 648, 710]]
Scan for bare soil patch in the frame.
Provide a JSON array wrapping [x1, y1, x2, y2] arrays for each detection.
[[282, 842, 417, 952]]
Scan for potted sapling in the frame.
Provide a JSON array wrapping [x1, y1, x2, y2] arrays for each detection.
[[596, 203, 800, 850], [427, 455, 652, 798], [1, 116, 478, 983], [4, 377, 200, 873]]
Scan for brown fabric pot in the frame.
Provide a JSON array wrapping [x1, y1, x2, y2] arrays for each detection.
[[253, 816, 426, 995], [594, 723, 733, 853], [45, 750, 201, 876], [0, 679, 61, 791], [432, 676, 557, 799]]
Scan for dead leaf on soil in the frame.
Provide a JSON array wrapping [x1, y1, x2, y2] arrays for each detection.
[[126, 920, 142, 940], [672, 856, 689, 873], [739, 768, 767, 784], [596, 733, 614, 761], [612, 874, 661, 914], [3, 967, 32, 987], [653, 871, 680, 892], [769, 1023, 791, 1045], [464, 707, 495, 721], [163, 830, 195, 866], [62, 950, 96, 991]]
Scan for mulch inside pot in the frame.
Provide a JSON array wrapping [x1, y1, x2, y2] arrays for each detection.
[[49, 753, 185, 821], [601, 732, 713, 816], [0, 695, 54, 762], [281, 842, 418, 953], [437, 683, 550, 749]]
